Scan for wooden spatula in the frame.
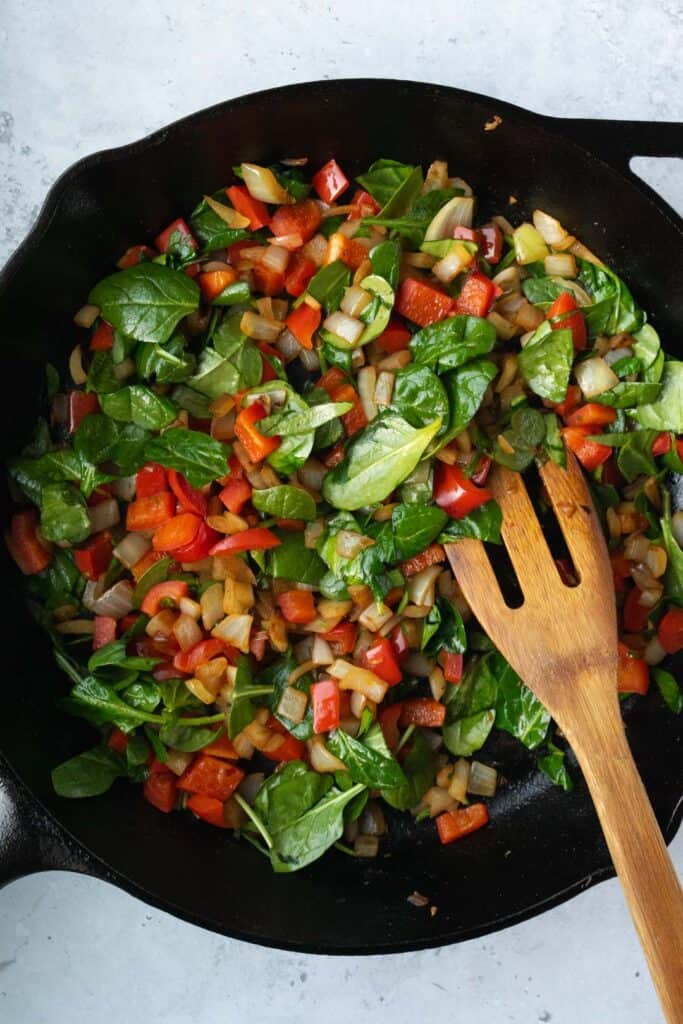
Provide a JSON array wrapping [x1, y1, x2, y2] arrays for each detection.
[[445, 452, 683, 1022]]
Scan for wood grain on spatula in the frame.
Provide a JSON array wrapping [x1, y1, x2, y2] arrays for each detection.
[[446, 453, 683, 1023]]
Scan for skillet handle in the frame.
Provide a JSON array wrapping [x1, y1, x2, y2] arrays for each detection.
[[0, 758, 99, 886], [555, 117, 683, 174]]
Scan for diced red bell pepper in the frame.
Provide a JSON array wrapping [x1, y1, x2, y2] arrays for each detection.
[[144, 769, 177, 814], [329, 382, 367, 437], [479, 223, 503, 265], [234, 401, 281, 463], [68, 390, 99, 434], [93, 615, 117, 650], [276, 590, 317, 624], [131, 548, 164, 582], [547, 291, 587, 351], [320, 621, 357, 656], [225, 184, 270, 231], [186, 793, 229, 828], [470, 453, 492, 486], [399, 698, 446, 728], [324, 232, 369, 271], [390, 624, 410, 663], [323, 442, 346, 467], [617, 641, 649, 695], [219, 476, 252, 514], [171, 519, 220, 563], [177, 755, 244, 801], [436, 803, 489, 845], [201, 733, 239, 760], [396, 277, 455, 327], [107, 727, 129, 754], [74, 531, 113, 581], [154, 217, 197, 254], [652, 432, 672, 456], [317, 366, 348, 395], [262, 724, 305, 763], [454, 270, 496, 318], [564, 404, 617, 428], [6, 509, 52, 575], [167, 470, 207, 517], [311, 678, 341, 734], [441, 651, 464, 684], [611, 553, 632, 593], [553, 384, 582, 419], [117, 244, 156, 269], [311, 159, 349, 204], [173, 638, 231, 675], [623, 586, 650, 633], [286, 301, 321, 350], [285, 255, 317, 297], [90, 321, 114, 351], [657, 607, 683, 654], [376, 317, 412, 353], [434, 462, 493, 519], [209, 527, 281, 557], [349, 189, 380, 218], [378, 703, 403, 753], [252, 263, 286, 296], [453, 226, 481, 245], [400, 543, 446, 578], [152, 513, 202, 553], [271, 199, 322, 244], [227, 239, 256, 266], [137, 634, 179, 661], [361, 637, 402, 686], [561, 426, 612, 472], [198, 268, 237, 302], [258, 341, 281, 382], [140, 580, 189, 617], [135, 463, 168, 499]]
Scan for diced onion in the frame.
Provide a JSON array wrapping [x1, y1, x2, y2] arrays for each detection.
[[645, 545, 667, 578], [424, 196, 475, 240], [548, 278, 592, 306], [432, 243, 474, 284], [88, 498, 120, 535], [113, 532, 151, 569], [487, 310, 517, 341], [403, 652, 434, 678], [374, 370, 395, 407], [422, 786, 458, 818], [341, 286, 372, 318], [179, 596, 201, 619], [240, 310, 285, 342], [299, 344, 321, 373], [359, 801, 386, 836], [238, 773, 265, 803], [532, 209, 568, 246], [448, 176, 473, 196], [604, 347, 633, 367], [69, 345, 87, 385], [407, 565, 443, 607], [307, 736, 347, 773], [328, 659, 388, 703], [311, 635, 334, 665], [212, 613, 254, 653], [90, 580, 134, 619], [165, 749, 194, 776], [336, 530, 373, 559], [74, 304, 100, 328], [275, 328, 302, 362], [544, 253, 577, 278], [111, 475, 137, 502], [423, 160, 449, 191], [322, 311, 364, 348], [277, 686, 308, 725], [288, 659, 317, 685], [575, 356, 619, 398], [270, 232, 304, 251], [203, 194, 250, 229], [468, 760, 498, 797], [55, 619, 95, 635], [173, 613, 203, 651], [429, 665, 446, 702], [301, 233, 328, 266], [201, 582, 225, 630], [448, 759, 471, 803], [358, 601, 394, 633], [304, 519, 325, 549], [645, 635, 667, 666], [492, 265, 521, 293], [261, 244, 290, 275], [240, 163, 293, 205]]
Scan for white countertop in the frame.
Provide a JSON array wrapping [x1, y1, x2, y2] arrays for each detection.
[[1, 2, 681, 1021]]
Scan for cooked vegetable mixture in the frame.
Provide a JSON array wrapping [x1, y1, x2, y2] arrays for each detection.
[[6, 155, 683, 872]]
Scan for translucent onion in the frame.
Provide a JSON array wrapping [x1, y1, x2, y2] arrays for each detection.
[[304, 519, 325, 549], [307, 736, 347, 773], [200, 582, 225, 630], [468, 760, 498, 797], [299, 346, 321, 373], [113, 532, 151, 569], [329, 659, 388, 703], [238, 772, 265, 803], [165, 749, 193, 776], [203, 194, 250, 229], [359, 801, 386, 836], [74, 304, 100, 328], [270, 232, 304, 251], [90, 579, 134, 619], [301, 233, 328, 266], [336, 530, 373, 559], [645, 635, 667, 666], [240, 163, 293, 205], [311, 635, 334, 665], [374, 370, 395, 407], [429, 665, 446, 702], [604, 346, 633, 367], [532, 209, 568, 245], [322, 311, 364, 347], [240, 310, 285, 342], [341, 285, 372, 318], [487, 311, 517, 341], [88, 498, 120, 534], [55, 619, 95, 635], [277, 686, 308, 725], [112, 356, 137, 380], [69, 344, 87, 385], [212, 613, 254, 653], [448, 759, 471, 803], [358, 601, 394, 633], [261, 244, 290, 275], [423, 159, 449, 191], [544, 253, 577, 278], [422, 786, 458, 818], [173, 613, 203, 651], [624, 533, 649, 563], [432, 243, 474, 284], [424, 196, 474, 240], [549, 277, 592, 306], [492, 265, 521, 293], [111, 475, 137, 502], [575, 356, 619, 398], [407, 565, 443, 607], [672, 511, 683, 548], [403, 652, 434, 678]]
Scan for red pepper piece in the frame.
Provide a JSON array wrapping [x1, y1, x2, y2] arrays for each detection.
[[311, 678, 341, 733], [434, 462, 493, 519], [436, 803, 489, 844], [311, 159, 349, 204]]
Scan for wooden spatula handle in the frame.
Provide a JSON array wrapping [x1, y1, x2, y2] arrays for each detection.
[[568, 684, 683, 1023]]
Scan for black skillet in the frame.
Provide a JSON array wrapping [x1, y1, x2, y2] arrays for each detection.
[[0, 80, 682, 954]]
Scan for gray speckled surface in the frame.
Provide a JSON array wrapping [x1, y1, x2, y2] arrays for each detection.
[[0, 2, 681, 1021]]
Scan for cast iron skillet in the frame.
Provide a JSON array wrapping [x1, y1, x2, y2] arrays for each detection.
[[0, 80, 682, 954]]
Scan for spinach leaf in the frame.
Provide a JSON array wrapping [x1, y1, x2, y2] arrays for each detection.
[[188, 348, 239, 399], [189, 195, 253, 250], [380, 730, 437, 810], [259, 387, 316, 476], [259, 400, 352, 437], [40, 483, 90, 544], [136, 336, 195, 384], [88, 641, 161, 674], [442, 654, 498, 756], [252, 485, 317, 521], [89, 263, 200, 345], [170, 386, 213, 420], [538, 740, 574, 792], [316, 513, 395, 602], [632, 324, 663, 382], [143, 428, 228, 487], [392, 503, 448, 560], [522, 276, 574, 308], [264, 658, 314, 740], [121, 679, 163, 713], [409, 315, 496, 373], [322, 412, 441, 511], [269, 781, 366, 873], [228, 655, 274, 739], [421, 597, 466, 656], [327, 723, 406, 788], [365, 189, 462, 248], [86, 351, 123, 394], [370, 239, 401, 289], [578, 260, 643, 336], [52, 745, 126, 798], [439, 500, 503, 543], [158, 718, 221, 751], [493, 653, 550, 749], [661, 497, 683, 607], [254, 760, 333, 833], [268, 530, 327, 585], [440, 359, 497, 448], [594, 381, 661, 409], [518, 327, 573, 403], [652, 668, 683, 714], [357, 159, 422, 215], [101, 385, 177, 430], [614, 429, 658, 483], [74, 413, 120, 465], [634, 361, 683, 432], [9, 448, 83, 505], [444, 709, 496, 757], [390, 365, 449, 432], [27, 549, 83, 612], [306, 260, 350, 313], [60, 676, 152, 733], [542, 412, 566, 467]]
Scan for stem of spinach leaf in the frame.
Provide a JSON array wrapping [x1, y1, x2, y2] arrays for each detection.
[[396, 723, 415, 753], [233, 793, 274, 850]]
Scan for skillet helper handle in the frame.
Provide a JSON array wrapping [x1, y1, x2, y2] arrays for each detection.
[[567, 684, 683, 1024], [0, 758, 97, 886], [557, 117, 683, 173]]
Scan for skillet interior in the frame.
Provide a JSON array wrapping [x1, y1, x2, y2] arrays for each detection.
[[0, 79, 681, 953]]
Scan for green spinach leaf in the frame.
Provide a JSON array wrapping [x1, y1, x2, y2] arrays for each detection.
[[538, 740, 574, 791], [40, 483, 90, 544], [652, 668, 683, 714], [327, 723, 406, 788], [409, 315, 496, 373], [52, 745, 126, 798], [391, 365, 449, 432], [380, 730, 437, 810], [392, 503, 448, 560], [252, 485, 317, 521], [89, 263, 200, 346], [143, 428, 228, 487], [518, 327, 573, 403]]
